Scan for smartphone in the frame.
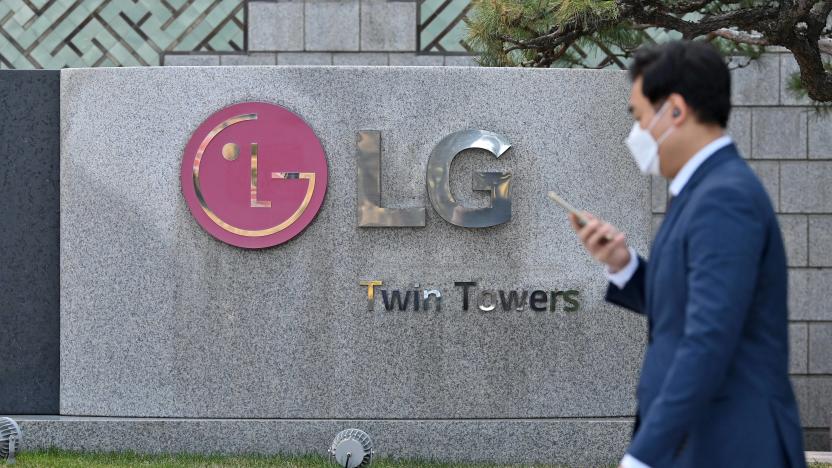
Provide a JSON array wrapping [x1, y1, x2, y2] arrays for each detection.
[[547, 191, 614, 242]]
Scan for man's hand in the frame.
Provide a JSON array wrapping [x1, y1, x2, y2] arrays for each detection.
[[569, 211, 631, 273]]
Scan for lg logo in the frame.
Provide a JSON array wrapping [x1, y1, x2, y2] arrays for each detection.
[[181, 102, 328, 249], [182, 102, 513, 249]]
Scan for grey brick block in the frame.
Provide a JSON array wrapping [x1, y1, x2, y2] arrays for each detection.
[[388, 53, 443, 66], [790, 322, 808, 374], [791, 376, 832, 428], [444, 55, 479, 67], [780, 54, 814, 105], [249, 1, 304, 51], [360, 0, 416, 51], [727, 107, 751, 158], [779, 215, 808, 267], [789, 323, 809, 374], [333, 52, 388, 65], [751, 107, 807, 159], [729, 54, 779, 106], [809, 216, 832, 267], [809, 323, 832, 374], [276, 52, 333, 65], [305, 1, 360, 51], [651, 176, 667, 214], [747, 161, 779, 211], [809, 113, 832, 159], [789, 268, 832, 320], [781, 162, 832, 213], [162, 54, 220, 66], [220, 53, 277, 66]]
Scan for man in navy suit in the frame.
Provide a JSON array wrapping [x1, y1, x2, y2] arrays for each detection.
[[570, 41, 806, 467]]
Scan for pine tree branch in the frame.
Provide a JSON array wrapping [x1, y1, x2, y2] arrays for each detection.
[[708, 29, 770, 47], [469, 0, 832, 101], [627, 5, 781, 40]]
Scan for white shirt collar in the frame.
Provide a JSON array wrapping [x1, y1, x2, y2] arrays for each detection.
[[668, 135, 733, 196]]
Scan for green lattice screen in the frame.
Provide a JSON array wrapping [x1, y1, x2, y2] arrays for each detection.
[[0, 0, 245, 69], [418, 0, 471, 54]]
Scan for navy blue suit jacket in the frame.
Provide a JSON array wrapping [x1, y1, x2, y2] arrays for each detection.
[[607, 143, 806, 467]]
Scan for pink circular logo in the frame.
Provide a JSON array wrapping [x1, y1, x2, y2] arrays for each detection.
[[181, 102, 328, 249]]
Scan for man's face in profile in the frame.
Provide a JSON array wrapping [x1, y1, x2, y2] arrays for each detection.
[[627, 76, 679, 178]]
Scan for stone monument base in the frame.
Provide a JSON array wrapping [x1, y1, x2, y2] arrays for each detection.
[[13, 416, 632, 466]]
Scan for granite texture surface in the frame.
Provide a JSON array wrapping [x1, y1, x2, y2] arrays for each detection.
[[0, 70, 60, 414], [15, 416, 632, 466], [59, 66, 649, 420]]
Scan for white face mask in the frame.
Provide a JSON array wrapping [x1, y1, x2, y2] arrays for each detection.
[[625, 101, 675, 176]]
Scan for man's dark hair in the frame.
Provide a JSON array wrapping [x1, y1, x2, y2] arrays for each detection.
[[629, 40, 731, 128]]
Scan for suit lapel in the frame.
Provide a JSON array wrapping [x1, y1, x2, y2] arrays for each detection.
[[651, 143, 739, 252], [645, 143, 740, 312]]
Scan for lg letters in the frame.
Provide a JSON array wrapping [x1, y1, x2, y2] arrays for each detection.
[[356, 129, 513, 229]]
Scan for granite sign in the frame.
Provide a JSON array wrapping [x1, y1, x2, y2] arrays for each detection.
[[55, 66, 649, 465]]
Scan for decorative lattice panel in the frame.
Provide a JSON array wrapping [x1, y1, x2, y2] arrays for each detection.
[[418, 0, 471, 54], [0, 0, 245, 69]]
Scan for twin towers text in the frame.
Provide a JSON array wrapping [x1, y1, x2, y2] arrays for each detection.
[[360, 281, 581, 313]]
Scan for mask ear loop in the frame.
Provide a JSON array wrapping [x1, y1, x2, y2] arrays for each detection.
[[652, 98, 676, 145], [656, 125, 674, 145], [646, 100, 671, 131]]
